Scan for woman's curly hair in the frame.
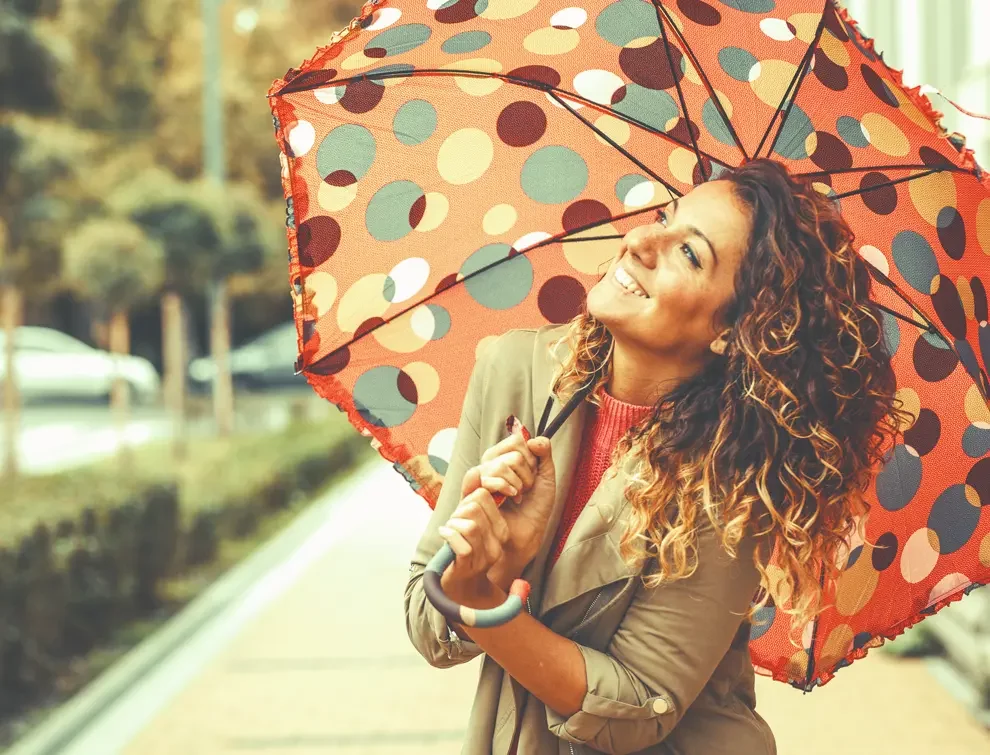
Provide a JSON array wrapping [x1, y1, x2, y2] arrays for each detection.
[[546, 159, 914, 641]]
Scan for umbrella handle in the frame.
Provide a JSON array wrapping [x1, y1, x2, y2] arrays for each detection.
[[424, 541, 530, 628]]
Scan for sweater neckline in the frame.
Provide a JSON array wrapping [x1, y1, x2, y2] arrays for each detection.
[[596, 385, 654, 412]]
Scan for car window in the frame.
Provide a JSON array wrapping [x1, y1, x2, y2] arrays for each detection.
[[0, 328, 95, 354]]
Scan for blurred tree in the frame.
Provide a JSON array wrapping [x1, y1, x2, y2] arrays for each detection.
[[62, 218, 164, 465], [0, 0, 81, 482]]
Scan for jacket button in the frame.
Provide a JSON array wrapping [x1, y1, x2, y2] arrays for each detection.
[[652, 698, 670, 715]]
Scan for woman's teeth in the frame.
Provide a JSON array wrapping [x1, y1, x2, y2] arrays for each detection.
[[613, 267, 648, 298]]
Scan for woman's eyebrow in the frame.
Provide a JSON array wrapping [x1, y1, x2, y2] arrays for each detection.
[[669, 199, 719, 269]]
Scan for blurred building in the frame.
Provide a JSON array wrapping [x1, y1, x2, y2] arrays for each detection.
[[842, 0, 989, 168]]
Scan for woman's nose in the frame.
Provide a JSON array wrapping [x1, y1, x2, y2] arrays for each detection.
[[624, 224, 667, 261]]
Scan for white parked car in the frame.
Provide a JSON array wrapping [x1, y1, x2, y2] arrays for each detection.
[[0, 326, 161, 404]]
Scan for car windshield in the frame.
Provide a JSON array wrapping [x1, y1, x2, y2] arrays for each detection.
[[245, 323, 298, 358]]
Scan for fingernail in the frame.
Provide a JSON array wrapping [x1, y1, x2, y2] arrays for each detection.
[[438, 525, 452, 537], [509, 486, 518, 496]]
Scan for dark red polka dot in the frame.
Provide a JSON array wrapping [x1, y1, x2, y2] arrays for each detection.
[[562, 199, 611, 232], [340, 79, 384, 114], [355, 317, 386, 339], [813, 50, 849, 91], [968, 457, 990, 506], [436, 0, 482, 24], [297, 216, 341, 267], [862, 65, 898, 107], [860, 172, 897, 215], [325, 169, 357, 187], [506, 65, 561, 89], [279, 69, 338, 95], [397, 369, 419, 404], [913, 334, 959, 382], [903, 407, 941, 455], [497, 101, 547, 147], [919, 145, 957, 170], [364, 47, 388, 59], [538, 274, 587, 323], [871, 532, 898, 571], [936, 207, 966, 261], [620, 39, 684, 90], [676, 0, 721, 26], [409, 194, 426, 229], [307, 343, 350, 376], [932, 274, 968, 340], [668, 118, 702, 148], [811, 131, 853, 171], [435, 272, 459, 293], [824, 3, 849, 41]]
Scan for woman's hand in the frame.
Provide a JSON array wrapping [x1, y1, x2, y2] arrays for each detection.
[[438, 432, 556, 601]]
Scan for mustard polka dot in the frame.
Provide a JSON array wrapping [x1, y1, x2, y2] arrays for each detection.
[[523, 27, 580, 55], [483, 204, 518, 235], [908, 171, 956, 227], [861, 113, 910, 156]]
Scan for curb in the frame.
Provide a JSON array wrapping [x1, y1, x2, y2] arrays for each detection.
[[6, 454, 380, 755]]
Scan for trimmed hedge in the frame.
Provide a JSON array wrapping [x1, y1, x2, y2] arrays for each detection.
[[0, 413, 374, 717]]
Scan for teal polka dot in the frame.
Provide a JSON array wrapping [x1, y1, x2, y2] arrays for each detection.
[[441, 30, 491, 54], [365, 24, 432, 57], [316, 124, 376, 183], [773, 104, 814, 159], [616, 174, 648, 203], [353, 366, 416, 428], [612, 85, 679, 133], [393, 100, 437, 146], [366, 180, 426, 242], [703, 99, 735, 146], [892, 230, 939, 295], [596, 0, 660, 47], [462, 244, 533, 310], [837, 116, 870, 148], [521, 146, 588, 204], [718, 47, 757, 82], [718, 0, 775, 12]]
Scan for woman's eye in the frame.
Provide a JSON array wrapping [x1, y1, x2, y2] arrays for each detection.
[[655, 208, 668, 226], [682, 244, 701, 269]]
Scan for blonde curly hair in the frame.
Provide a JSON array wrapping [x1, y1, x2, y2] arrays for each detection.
[[546, 159, 914, 642]]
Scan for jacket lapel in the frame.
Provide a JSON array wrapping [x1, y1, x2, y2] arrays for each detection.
[[523, 325, 640, 622]]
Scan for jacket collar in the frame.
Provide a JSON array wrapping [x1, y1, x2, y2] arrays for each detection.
[[524, 326, 641, 620]]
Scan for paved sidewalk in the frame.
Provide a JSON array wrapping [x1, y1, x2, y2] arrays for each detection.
[[59, 461, 990, 753]]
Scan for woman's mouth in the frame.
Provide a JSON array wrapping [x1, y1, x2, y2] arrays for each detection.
[[611, 266, 649, 298]]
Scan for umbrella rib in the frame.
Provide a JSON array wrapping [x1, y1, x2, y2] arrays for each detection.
[[803, 563, 826, 691], [831, 167, 941, 200], [281, 67, 726, 158], [796, 162, 971, 178], [755, 9, 828, 160], [653, 1, 749, 161], [545, 90, 683, 198], [653, 1, 707, 180], [860, 253, 951, 346]]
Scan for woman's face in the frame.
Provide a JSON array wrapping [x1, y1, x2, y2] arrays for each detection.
[[586, 180, 753, 364]]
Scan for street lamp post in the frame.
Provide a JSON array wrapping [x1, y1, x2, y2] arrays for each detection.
[[202, 0, 235, 437]]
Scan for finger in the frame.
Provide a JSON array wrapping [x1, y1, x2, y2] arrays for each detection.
[[502, 452, 536, 490], [481, 469, 523, 496], [480, 432, 539, 470], [472, 487, 511, 543], [447, 513, 497, 572], [438, 524, 472, 559]]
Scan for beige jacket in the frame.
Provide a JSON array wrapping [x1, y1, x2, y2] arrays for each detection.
[[405, 323, 777, 755]]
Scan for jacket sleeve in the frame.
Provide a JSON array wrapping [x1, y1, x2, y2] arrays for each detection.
[[546, 525, 762, 754], [403, 335, 499, 668]]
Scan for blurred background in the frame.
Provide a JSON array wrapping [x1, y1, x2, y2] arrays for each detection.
[[0, 0, 988, 753]]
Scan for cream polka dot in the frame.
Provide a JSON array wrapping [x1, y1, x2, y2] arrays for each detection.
[[314, 86, 343, 105], [901, 527, 939, 584], [574, 69, 625, 105], [364, 7, 401, 30], [336, 274, 390, 332], [318, 181, 358, 212], [415, 192, 449, 232], [438, 128, 494, 185], [443, 58, 503, 96], [669, 148, 700, 185], [523, 27, 580, 55], [483, 204, 518, 235], [402, 361, 440, 404], [305, 271, 338, 317], [480, 0, 540, 21], [857, 245, 889, 277], [287, 120, 316, 157], [551, 6, 587, 28], [593, 114, 630, 146], [386, 258, 430, 304], [513, 231, 552, 251], [760, 18, 795, 42]]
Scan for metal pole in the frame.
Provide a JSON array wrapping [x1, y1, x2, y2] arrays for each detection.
[[202, 0, 235, 437]]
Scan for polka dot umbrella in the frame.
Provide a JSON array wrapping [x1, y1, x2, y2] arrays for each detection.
[[268, 0, 990, 686]]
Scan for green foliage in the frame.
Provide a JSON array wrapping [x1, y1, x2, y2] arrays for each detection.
[[0, 3, 61, 114], [62, 217, 164, 310]]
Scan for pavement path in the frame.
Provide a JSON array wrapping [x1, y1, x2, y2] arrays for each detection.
[[19, 458, 990, 754]]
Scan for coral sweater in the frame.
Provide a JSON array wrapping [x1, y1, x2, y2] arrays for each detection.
[[548, 386, 653, 569]]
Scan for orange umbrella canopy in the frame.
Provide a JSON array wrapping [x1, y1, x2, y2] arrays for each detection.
[[269, 0, 990, 689]]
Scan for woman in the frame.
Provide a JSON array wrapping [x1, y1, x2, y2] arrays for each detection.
[[404, 159, 909, 754]]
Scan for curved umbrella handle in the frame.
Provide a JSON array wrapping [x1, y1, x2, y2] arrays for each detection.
[[423, 381, 594, 629], [424, 540, 531, 628]]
